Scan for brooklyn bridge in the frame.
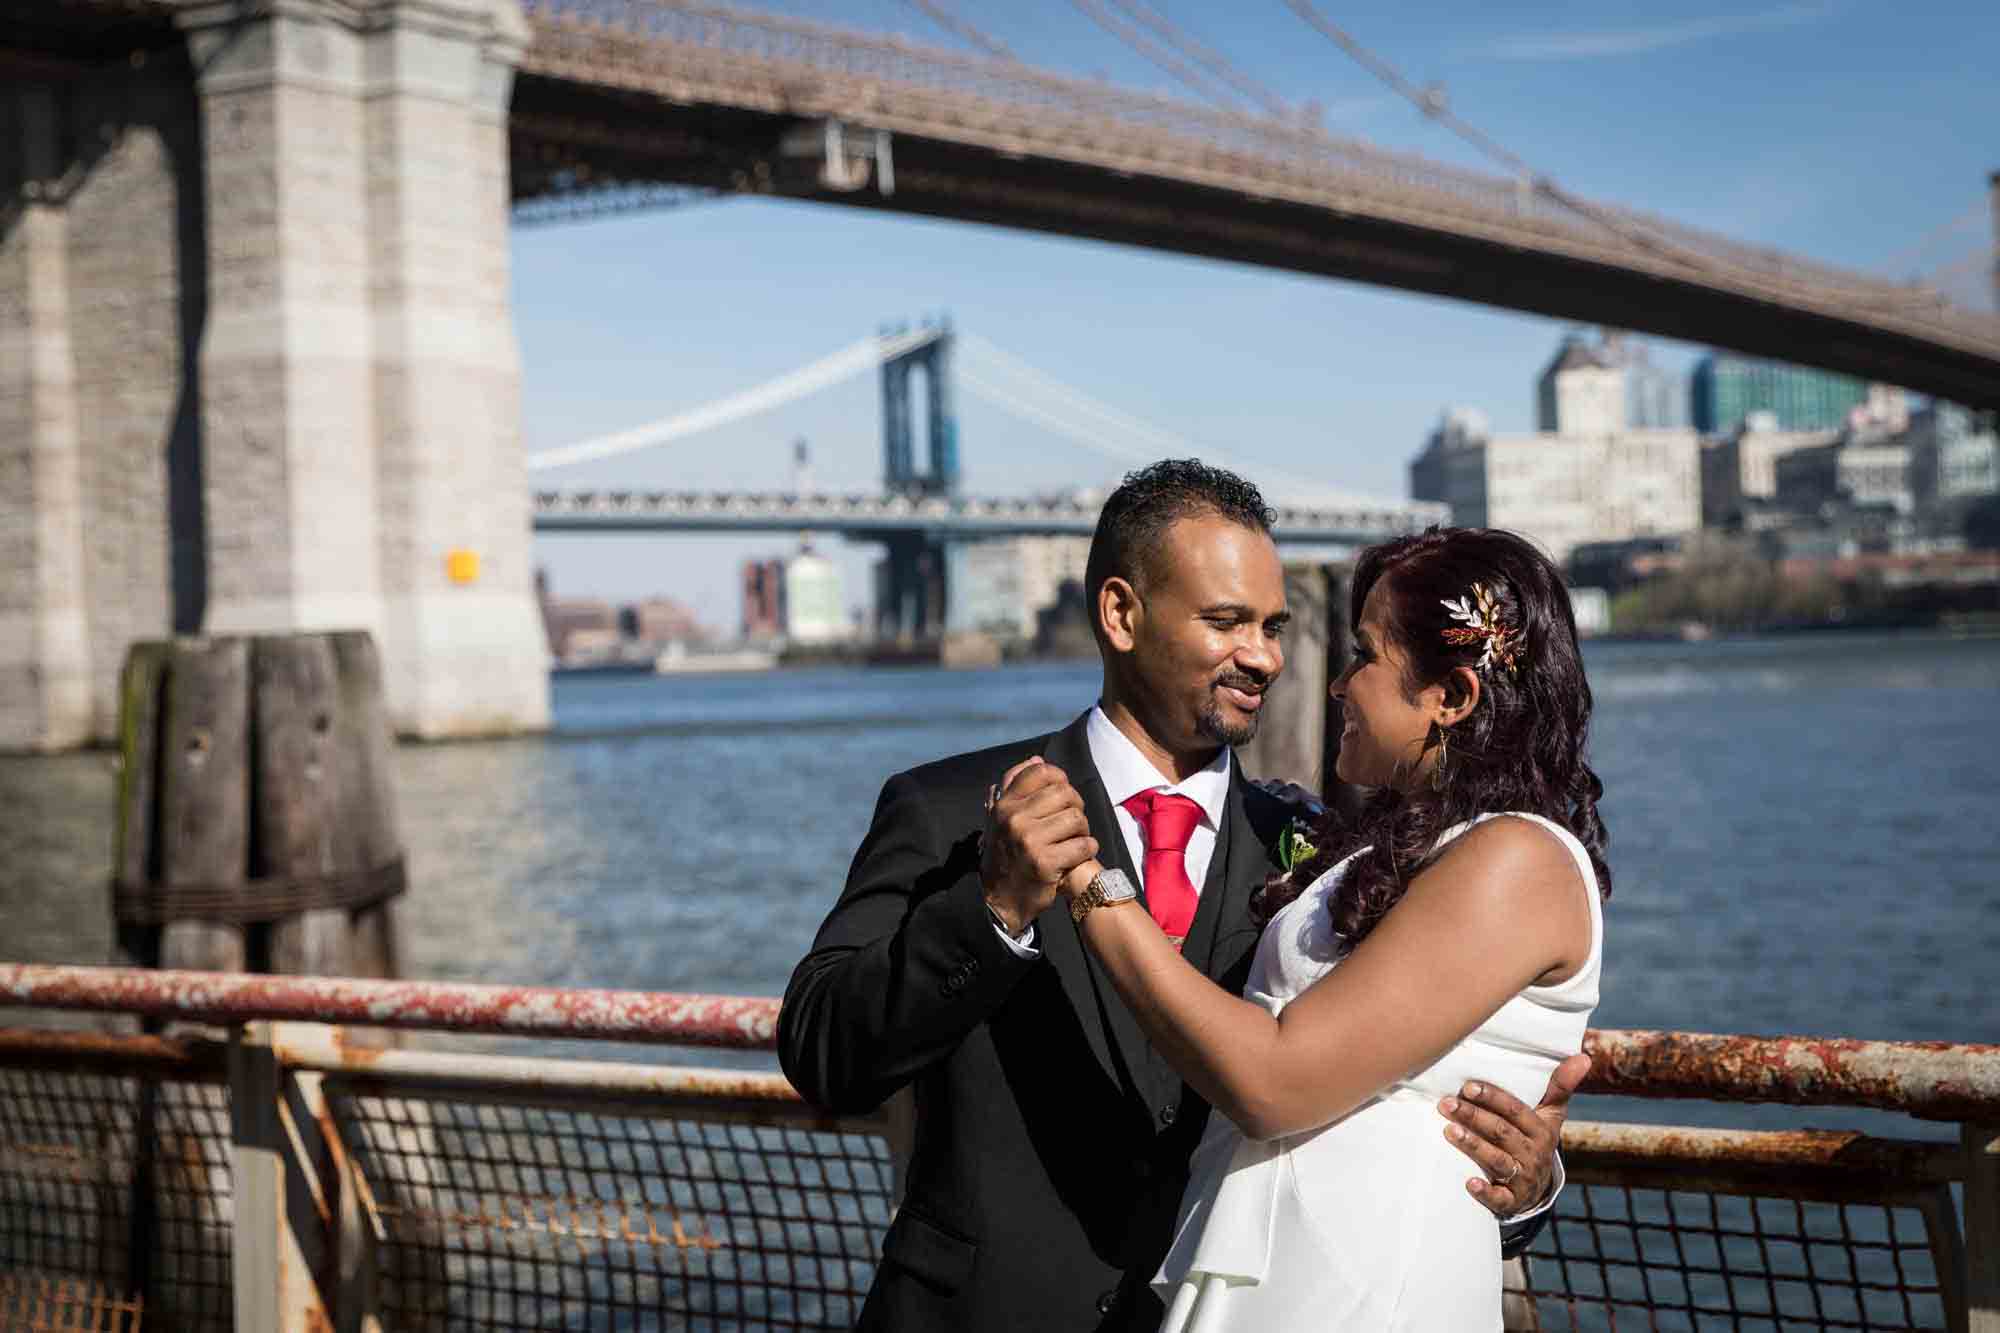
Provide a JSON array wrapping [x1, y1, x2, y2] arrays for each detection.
[[5, 0, 1998, 749]]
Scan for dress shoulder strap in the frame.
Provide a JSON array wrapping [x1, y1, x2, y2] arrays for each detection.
[[1478, 811, 1602, 997]]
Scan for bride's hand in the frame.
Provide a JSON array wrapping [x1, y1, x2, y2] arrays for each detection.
[[1058, 857, 1103, 900]]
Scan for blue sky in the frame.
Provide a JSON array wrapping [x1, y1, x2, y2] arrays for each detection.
[[517, 0, 1998, 628]]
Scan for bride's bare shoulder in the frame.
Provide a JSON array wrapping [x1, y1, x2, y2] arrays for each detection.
[[1421, 815, 1586, 915]]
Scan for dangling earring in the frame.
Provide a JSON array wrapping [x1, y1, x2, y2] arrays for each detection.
[[1431, 724, 1450, 792]]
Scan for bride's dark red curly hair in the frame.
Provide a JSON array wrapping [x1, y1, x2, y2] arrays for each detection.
[[1252, 527, 1611, 949]]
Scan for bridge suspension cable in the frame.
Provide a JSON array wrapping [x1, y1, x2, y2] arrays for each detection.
[[1069, 0, 1239, 111], [525, 328, 939, 471], [957, 333, 1387, 508], [1099, 0, 1294, 119], [895, 0, 1016, 62], [1880, 200, 1991, 275]]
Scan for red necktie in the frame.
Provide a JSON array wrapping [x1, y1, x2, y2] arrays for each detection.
[[1120, 790, 1202, 946]]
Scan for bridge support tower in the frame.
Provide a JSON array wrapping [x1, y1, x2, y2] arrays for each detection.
[[1, 0, 549, 749], [876, 324, 957, 637]]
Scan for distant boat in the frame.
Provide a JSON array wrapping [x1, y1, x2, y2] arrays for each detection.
[[655, 642, 777, 674], [551, 658, 655, 678]]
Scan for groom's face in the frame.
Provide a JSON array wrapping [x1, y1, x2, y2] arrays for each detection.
[[1126, 513, 1288, 753]]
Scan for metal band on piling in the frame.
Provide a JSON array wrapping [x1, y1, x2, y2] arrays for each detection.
[[110, 855, 409, 926]]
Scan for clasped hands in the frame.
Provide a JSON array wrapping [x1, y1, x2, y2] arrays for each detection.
[[977, 756, 1581, 1218], [979, 757, 1102, 935]]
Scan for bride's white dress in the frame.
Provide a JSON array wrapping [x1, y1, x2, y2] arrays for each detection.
[[1154, 812, 1604, 1332]]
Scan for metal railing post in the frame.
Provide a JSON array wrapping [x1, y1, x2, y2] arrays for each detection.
[[229, 1021, 332, 1329], [1969, 1122, 2000, 1333]]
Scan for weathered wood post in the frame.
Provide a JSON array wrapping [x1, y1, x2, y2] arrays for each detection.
[[110, 631, 411, 1324], [1237, 561, 1358, 817], [112, 632, 408, 977]]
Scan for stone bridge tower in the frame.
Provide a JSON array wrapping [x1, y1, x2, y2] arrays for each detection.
[[1, 0, 549, 749]]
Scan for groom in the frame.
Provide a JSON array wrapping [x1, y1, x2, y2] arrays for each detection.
[[780, 460, 1585, 1331]]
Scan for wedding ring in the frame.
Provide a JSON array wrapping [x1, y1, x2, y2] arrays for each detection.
[[1492, 1160, 1519, 1186]]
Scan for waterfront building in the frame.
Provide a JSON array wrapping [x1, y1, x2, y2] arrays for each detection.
[[621, 597, 705, 644], [1689, 354, 1872, 434], [946, 534, 1092, 639], [536, 569, 615, 661], [1410, 416, 1700, 565], [1908, 402, 2000, 504], [741, 559, 786, 640], [1772, 437, 1917, 516], [782, 548, 849, 644], [1701, 414, 1841, 527]]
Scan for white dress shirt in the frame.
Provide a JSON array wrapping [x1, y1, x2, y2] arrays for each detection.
[[993, 706, 1232, 957]]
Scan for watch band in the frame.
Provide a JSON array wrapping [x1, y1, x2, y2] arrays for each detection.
[[1069, 867, 1138, 924]]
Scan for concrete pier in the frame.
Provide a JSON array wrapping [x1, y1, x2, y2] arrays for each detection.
[[0, 0, 548, 750]]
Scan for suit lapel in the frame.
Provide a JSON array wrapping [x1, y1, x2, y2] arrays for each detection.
[[1039, 714, 1158, 1096]]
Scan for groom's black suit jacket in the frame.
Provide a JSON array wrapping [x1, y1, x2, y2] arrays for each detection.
[[779, 711, 1289, 1332]]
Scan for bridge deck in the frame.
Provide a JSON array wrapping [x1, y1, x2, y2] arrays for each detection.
[[507, 0, 2000, 406], [531, 488, 1446, 543]]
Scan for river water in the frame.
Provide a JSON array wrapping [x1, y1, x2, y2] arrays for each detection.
[[3, 631, 1996, 1130]]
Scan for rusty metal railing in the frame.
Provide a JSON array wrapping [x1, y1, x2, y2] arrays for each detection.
[[1, 964, 1995, 1330]]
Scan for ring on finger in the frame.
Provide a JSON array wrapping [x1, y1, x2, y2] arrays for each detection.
[[1491, 1159, 1519, 1186]]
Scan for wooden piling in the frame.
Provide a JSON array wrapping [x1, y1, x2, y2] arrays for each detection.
[[1237, 561, 1359, 817], [330, 631, 404, 983], [157, 638, 250, 973], [255, 635, 351, 978], [112, 632, 407, 982]]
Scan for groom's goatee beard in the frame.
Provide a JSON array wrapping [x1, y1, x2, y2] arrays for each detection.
[[1198, 702, 1258, 748]]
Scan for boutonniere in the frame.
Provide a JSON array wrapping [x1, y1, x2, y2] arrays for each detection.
[[1277, 819, 1318, 873]]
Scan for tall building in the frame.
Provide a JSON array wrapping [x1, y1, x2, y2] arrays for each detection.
[[1689, 355, 1872, 434], [1610, 337, 1687, 429], [783, 548, 849, 643], [741, 559, 786, 640], [1535, 333, 1624, 436]]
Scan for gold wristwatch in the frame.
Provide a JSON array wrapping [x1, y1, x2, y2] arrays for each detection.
[[1069, 867, 1138, 924]]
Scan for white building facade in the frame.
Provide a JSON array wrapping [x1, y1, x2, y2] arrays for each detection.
[[946, 535, 1091, 638], [1414, 425, 1701, 565], [783, 550, 849, 643]]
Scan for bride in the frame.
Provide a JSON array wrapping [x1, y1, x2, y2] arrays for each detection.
[[1057, 526, 1610, 1330]]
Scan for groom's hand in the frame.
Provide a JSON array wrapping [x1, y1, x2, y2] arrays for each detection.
[[1439, 1052, 1591, 1218], [980, 757, 1098, 936]]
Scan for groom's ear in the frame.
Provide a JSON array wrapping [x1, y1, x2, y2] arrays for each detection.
[[1098, 575, 1143, 653]]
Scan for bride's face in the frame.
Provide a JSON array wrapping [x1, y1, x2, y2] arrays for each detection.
[[1330, 581, 1443, 791]]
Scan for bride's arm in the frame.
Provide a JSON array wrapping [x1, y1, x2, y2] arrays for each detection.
[[1067, 816, 1591, 1142]]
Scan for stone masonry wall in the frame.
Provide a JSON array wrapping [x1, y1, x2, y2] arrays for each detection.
[[0, 68, 195, 749]]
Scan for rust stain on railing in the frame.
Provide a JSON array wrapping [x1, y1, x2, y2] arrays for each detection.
[[1584, 1028, 2000, 1120], [0, 963, 781, 1048]]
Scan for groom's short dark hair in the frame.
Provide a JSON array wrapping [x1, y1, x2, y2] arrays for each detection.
[[1084, 459, 1275, 631]]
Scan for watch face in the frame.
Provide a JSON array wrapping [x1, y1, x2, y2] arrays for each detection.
[[1096, 868, 1137, 903]]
